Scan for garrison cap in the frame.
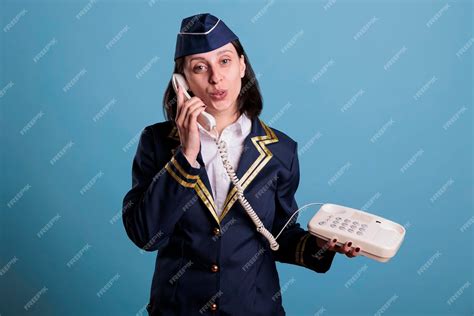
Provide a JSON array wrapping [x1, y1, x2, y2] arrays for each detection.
[[174, 13, 238, 60]]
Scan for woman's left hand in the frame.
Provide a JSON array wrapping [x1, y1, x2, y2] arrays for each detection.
[[316, 237, 361, 258]]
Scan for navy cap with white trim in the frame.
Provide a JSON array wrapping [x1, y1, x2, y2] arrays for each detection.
[[174, 13, 238, 61]]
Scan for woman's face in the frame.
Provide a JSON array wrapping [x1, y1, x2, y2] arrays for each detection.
[[183, 43, 246, 115]]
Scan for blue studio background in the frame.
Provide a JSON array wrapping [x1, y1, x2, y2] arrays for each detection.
[[1, 0, 472, 315]]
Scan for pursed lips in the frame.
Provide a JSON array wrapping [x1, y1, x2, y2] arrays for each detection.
[[209, 89, 227, 95]]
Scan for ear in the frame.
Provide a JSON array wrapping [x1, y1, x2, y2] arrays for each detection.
[[239, 54, 246, 78]]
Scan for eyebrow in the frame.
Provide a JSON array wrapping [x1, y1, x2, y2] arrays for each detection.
[[188, 49, 234, 63]]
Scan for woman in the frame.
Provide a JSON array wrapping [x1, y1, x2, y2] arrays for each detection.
[[122, 13, 360, 316]]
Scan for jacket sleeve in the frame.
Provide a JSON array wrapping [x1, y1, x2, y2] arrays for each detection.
[[271, 141, 336, 273], [122, 126, 201, 251]]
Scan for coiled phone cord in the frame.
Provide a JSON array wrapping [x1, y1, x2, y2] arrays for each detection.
[[211, 129, 325, 251], [214, 136, 280, 250]]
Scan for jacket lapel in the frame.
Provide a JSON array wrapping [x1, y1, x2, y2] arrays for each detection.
[[193, 150, 221, 224], [167, 116, 279, 226], [218, 116, 278, 222]]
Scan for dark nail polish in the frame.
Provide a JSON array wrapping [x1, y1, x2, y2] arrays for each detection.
[[347, 242, 352, 247], [355, 247, 360, 252], [332, 239, 337, 243]]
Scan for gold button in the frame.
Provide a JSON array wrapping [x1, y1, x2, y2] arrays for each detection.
[[210, 264, 219, 273], [210, 303, 217, 311], [212, 227, 220, 236]]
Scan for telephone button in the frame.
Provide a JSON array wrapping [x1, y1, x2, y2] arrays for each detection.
[[211, 264, 219, 273]]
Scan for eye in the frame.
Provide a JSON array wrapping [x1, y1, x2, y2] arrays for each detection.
[[193, 64, 207, 73], [221, 58, 231, 65]]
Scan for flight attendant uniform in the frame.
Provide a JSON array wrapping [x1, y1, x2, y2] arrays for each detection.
[[122, 12, 336, 316], [122, 113, 336, 315]]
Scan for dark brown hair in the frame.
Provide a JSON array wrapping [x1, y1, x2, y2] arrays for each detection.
[[162, 39, 263, 122]]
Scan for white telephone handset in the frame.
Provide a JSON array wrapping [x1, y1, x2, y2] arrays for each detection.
[[171, 73, 280, 250], [172, 74, 216, 132]]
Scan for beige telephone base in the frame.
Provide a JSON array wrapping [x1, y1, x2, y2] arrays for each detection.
[[308, 204, 406, 262]]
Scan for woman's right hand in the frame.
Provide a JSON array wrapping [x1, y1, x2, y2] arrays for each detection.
[[175, 84, 207, 166]]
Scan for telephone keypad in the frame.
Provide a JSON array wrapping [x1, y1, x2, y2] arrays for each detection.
[[318, 215, 371, 237]]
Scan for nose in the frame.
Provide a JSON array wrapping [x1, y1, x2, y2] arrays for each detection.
[[209, 67, 223, 84]]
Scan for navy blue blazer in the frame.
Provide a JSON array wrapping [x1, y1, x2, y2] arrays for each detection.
[[122, 115, 336, 316]]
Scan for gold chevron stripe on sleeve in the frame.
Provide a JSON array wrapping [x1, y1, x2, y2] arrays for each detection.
[[164, 164, 196, 188], [299, 233, 311, 266], [295, 234, 306, 264], [170, 156, 199, 180]]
